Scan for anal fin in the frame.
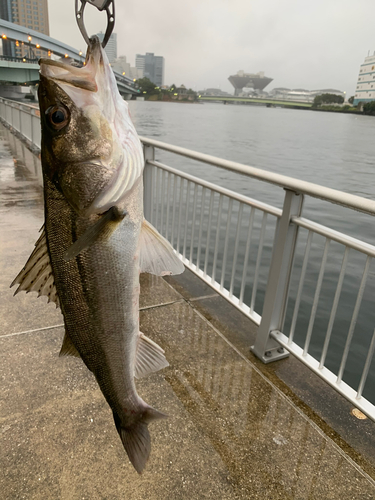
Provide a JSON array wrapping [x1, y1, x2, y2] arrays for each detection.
[[134, 332, 169, 379]]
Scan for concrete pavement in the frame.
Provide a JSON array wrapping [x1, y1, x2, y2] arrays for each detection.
[[1, 123, 374, 499]]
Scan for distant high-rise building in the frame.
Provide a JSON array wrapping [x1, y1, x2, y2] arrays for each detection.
[[353, 52, 375, 106], [112, 55, 130, 76], [112, 55, 142, 81], [96, 32, 117, 63], [129, 67, 143, 81], [0, 1, 12, 25], [0, 0, 50, 58], [135, 54, 145, 73], [135, 52, 164, 86], [0, 0, 14, 57]]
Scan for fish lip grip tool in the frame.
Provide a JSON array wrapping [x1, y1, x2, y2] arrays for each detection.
[[75, 0, 115, 48]]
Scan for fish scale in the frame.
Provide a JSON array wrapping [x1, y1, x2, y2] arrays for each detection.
[[11, 36, 184, 473], [45, 175, 141, 412]]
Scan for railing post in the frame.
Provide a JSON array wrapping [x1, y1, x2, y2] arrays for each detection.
[[143, 143, 155, 222], [30, 108, 34, 145], [251, 189, 304, 363]]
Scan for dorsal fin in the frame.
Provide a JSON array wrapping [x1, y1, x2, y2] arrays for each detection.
[[10, 225, 60, 307], [139, 219, 184, 276]]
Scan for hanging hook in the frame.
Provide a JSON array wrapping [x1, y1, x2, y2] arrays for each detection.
[[75, 0, 115, 48]]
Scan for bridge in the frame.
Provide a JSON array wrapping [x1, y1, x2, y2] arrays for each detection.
[[198, 95, 313, 109], [0, 19, 139, 97]]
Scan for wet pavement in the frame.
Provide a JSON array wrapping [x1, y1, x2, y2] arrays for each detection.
[[1, 123, 375, 499]]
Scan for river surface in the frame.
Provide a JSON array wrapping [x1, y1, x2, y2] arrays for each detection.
[[129, 101, 375, 404], [1, 101, 374, 406]]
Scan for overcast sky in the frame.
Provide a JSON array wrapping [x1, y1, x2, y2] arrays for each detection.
[[48, 0, 375, 95]]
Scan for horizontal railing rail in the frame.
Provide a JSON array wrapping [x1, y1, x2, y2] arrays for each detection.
[[149, 160, 282, 218], [140, 136, 375, 216], [0, 55, 39, 63], [292, 217, 375, 257], [1, 96, 374, 421]]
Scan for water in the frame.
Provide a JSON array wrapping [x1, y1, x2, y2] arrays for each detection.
[[129, 101, 375, 403], [2, 101, 374, 404]]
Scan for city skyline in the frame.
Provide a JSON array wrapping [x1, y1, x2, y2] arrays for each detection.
[[1, 0, 49, 58], [13, 0, 375, 96]]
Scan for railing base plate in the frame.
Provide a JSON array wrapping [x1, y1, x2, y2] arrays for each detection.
[[250, 345, 290, 364]]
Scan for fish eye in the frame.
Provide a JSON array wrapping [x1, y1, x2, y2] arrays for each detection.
[[46, 104, 70, 130]]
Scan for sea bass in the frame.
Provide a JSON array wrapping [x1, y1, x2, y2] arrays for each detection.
[[11, 36, 184, 473]]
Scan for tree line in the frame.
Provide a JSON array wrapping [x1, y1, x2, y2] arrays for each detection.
[[312, 94, 344, 107], [312, 93, 375, 115], [135, 77, 198, 101]]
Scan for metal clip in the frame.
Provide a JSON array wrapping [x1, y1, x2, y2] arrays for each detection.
[[75, 0, 115, 48]]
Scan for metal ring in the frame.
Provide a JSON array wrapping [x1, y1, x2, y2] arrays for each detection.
[[75, 0, 115, 48]]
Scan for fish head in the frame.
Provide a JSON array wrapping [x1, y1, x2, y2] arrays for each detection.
[[38, 36, 143, 215]]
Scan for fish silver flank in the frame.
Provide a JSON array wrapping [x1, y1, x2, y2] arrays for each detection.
[[11, 36, 184, 474]]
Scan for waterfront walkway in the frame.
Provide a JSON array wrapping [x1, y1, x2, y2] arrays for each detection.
[[1, 125, 375, 499]]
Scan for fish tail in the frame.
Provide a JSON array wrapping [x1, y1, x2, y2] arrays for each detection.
[[113, 406, 167, 474]]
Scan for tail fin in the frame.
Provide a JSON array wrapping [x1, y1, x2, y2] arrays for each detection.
[[113, 406, 167, 474]]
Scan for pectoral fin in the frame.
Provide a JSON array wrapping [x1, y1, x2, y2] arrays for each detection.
[[64, 206, 127, 261], [134, 332, 169, 379], [139, 220, 184, 276], [10, 226, 60, 307]]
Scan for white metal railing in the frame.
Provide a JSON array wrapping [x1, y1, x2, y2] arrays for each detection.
[[0, 97, 40, 150], [141, 138, 375, 422], [1, 96, 374, 421]]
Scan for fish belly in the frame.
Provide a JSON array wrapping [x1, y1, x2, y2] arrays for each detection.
[[44, 175, 143, 417]]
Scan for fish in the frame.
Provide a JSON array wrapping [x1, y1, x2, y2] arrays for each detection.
[[11, 36, 184, 474]]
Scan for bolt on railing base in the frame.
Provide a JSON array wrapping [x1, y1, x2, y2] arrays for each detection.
[[250, 338, 290, 364]]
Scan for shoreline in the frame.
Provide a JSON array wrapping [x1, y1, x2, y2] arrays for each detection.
[[134, 98, 372, 115]]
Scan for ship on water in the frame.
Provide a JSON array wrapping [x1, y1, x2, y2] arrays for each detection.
[[228, 70, 273, 95]]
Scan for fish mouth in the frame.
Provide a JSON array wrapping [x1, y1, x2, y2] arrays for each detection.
[[39, 36, 104, 92]]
